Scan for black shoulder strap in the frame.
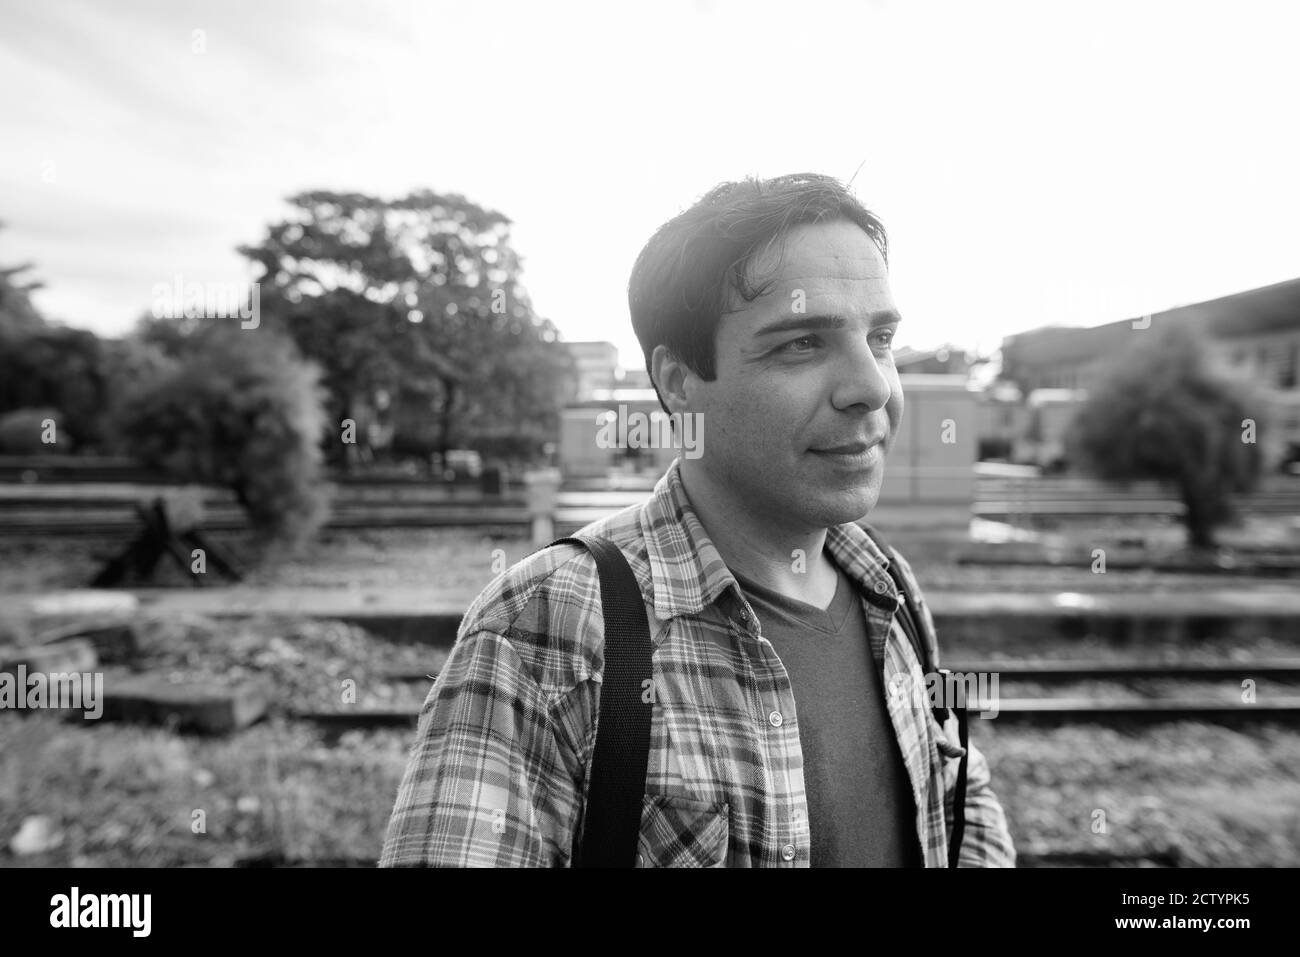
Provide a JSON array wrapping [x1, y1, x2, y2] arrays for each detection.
[[860, 523, 969, 868], [549, 535, 653, 868]]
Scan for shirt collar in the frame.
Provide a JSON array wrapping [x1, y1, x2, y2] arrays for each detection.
[[639, 459, 899, 623]]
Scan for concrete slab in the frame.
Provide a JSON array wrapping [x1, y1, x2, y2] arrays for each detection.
[[0, 638, 98, 676], [98, 669, 271, 734]]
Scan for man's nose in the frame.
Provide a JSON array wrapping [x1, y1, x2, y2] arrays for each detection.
[[830, 335, 892, 412]]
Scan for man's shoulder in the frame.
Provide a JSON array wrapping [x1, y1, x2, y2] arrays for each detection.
[[884, 541, 926, 596], [877, 537, 945, 662], [455, 502, 653, 693]]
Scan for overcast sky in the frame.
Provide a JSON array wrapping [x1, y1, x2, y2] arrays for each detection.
[[2, 0, 1298, 369]]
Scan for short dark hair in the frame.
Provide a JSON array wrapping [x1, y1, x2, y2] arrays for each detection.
[[628, 172, 888, 411]]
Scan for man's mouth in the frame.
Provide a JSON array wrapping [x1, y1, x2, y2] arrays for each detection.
[[810, 438, 884, 466]]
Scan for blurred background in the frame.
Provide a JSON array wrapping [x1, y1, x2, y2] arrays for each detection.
[[2, 0, 1299, 867]]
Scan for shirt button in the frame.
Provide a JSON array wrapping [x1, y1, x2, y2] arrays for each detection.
[[874, 580, 889, 594], [768, 710, 783, 728], [781, 844, 796, 861]]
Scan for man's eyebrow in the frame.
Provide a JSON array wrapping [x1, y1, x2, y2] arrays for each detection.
[[753, 310, 903, 337]]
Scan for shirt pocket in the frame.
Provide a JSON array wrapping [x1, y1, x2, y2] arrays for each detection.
[[636, 793, 730, 868]]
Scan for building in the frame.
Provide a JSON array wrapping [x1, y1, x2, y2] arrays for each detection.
[[998, 277, 1300, 468], [975, 380, 1029, 461], [617, 366, 654, 391], [1011, 388, 1089, 471], [561, 341, 620, 402], [558, 387, 679, 478], [894, 344, 973, 376]]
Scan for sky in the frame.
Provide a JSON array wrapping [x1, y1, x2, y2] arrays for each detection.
[[2, 0, 1299, 371]]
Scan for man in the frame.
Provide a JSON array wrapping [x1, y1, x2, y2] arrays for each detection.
[[380, 172, 1016, 867]]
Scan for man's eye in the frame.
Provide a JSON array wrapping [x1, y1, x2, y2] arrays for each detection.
[[871, 329, 897, 349], [780, 335, 819, 354]]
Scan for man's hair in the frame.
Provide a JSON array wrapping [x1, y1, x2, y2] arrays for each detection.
[[628, 172, 888, 411]]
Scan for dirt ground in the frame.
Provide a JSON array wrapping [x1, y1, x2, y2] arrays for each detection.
[[3, 525, 1299, 867], [4, 709, 1298, 867]]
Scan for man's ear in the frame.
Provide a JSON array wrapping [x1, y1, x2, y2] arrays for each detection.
[[650, 344, 693, 415]]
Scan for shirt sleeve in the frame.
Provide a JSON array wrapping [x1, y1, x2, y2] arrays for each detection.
[[940, 714, 1018, 868], [378, 629, 583, 867]]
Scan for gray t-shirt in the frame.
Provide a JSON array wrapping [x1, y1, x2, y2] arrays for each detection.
[[733, 561, 922, 867]]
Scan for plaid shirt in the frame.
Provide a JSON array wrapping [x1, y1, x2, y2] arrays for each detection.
[[380, 459, 1016, 867]]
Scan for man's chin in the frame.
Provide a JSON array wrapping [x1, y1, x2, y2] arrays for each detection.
[[802, 484, 880, 528]]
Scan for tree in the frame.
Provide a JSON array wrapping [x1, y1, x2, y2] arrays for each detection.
[[238, 189, 570, 469], [0, 223, 47, 337], [117, 324, 329, 549], [0, 244, 114, 453], [0, 238, 152, 454], [1067, 324, 1263, 548]]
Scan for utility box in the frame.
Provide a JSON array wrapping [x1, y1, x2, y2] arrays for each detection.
[[877, 374, 977, 507]]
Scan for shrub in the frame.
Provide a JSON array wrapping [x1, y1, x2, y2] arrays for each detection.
[[117, 326, 330, 548], [1068, 324, 1262, 548], [0, 407, 67, 454]]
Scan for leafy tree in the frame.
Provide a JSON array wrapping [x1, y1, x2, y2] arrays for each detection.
[[117, 324, 329, 548], [1067, 323, 1263, 548], [238, 189, 570, 469], [0, 313, 112, 453], [0, 238, 124, 453], [0, 223, 46, 337]]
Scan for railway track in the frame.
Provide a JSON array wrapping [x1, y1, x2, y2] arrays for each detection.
[[289, 659, 1300, 731], [291, 698, 1300, 731], [3, 467, 1298, 535]]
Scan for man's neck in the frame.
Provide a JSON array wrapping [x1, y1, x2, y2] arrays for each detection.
[[678, 459, 839, 608]]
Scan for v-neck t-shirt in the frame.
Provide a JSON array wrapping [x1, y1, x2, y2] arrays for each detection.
[[732, 562, 922, 868]]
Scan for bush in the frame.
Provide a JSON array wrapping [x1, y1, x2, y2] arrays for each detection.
[[0, 407, 67, 454], [0, 326, 111, 451], [1068, 324, 1262, 548], [117, 326, 330, 548]]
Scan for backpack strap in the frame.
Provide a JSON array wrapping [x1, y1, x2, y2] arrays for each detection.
[[860, 524, 969, 869], [549, 535, 653, 868]]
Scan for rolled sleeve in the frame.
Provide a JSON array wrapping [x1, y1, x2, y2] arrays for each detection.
[[379, 630, 581, 867]]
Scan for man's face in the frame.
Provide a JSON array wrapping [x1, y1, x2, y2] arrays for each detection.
[[682, 218, 904, 531]]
